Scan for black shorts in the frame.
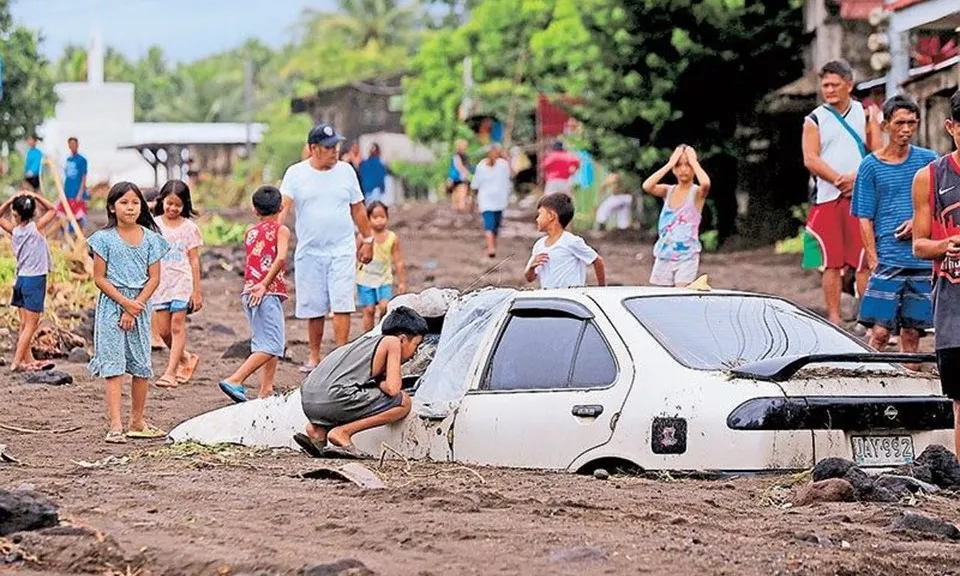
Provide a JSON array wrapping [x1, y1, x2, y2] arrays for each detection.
[[937, 347, 960, 400], [24, 175, 40, 191]]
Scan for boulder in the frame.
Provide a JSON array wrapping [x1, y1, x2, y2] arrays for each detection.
[[792, 478, 855, 507], [893, 462, 934, 485], [914, 445, 960, 489], [874, 474, 940, 497], [0, 490, 59, 536], [813, 457, 857, 482], [67, 347, 91, 364], [24, 371, 73, 386], [887, 511, 960, 540], [842, 467, 875, 501]]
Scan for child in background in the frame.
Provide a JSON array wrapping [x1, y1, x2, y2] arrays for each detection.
[[0, 187, 58, 371], [219, 186, 290, 403], [145, 187, 165, 351], [525, 193, 606, 289], [356, 201, 407, 333], [87, 182, 169, 443], [152, 180, 203, 388], [642, 145, 712, 287], [471, 144, 513, 259]]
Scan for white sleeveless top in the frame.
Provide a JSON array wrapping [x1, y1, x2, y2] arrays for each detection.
[[809, 101, 866, 204]]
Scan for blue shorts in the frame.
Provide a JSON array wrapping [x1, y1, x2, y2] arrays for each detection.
[[482, 211, 503, 235], [858, 265, 933, 332], [242, 294, 285, 357], [12, 275, 46, 313], [357, 284, 393, 308], [153, 299, 190, 313]]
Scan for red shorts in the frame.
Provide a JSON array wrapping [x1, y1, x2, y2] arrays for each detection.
[[804, 197, 865, 271]]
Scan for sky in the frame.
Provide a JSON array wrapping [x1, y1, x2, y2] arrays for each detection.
[[11, 0, 332, 63]]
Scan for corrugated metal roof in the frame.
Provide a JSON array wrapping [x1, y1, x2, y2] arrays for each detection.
[[119, 122, 268, 148]]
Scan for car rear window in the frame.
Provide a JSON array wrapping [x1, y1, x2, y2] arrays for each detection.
[[623, 295, 868, 371]]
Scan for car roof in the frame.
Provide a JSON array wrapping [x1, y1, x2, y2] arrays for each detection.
[[512, 286, 760, 300]]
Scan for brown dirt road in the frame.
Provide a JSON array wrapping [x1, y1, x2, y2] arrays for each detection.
[[1, 203, 957, 575]]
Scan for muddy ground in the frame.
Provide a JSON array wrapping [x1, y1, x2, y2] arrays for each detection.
[[1, 203, 957, 576]]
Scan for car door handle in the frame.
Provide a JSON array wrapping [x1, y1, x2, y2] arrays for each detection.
[[572, 405, 603, 417]]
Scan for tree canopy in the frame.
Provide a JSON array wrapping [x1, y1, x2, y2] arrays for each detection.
[[0, 0, 56, 148]]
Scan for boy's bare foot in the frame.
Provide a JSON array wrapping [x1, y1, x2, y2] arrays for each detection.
[[176, 353, 200, 384], [155, 374, 178, 388], [104, 429, 127, 444], [327, 428, 353, 448]]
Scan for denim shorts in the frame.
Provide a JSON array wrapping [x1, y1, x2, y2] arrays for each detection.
[[481, 211, 503, 235], [357, 284, 393, 308], [154, 299, 190, 313], [243, 294, 285, 357], [12, 275, 46, 313]]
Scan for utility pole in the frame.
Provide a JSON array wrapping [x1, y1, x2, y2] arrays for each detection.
[[244, 57, 253, 159]]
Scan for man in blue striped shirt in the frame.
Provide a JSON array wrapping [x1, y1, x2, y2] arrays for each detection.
[[852, 95, 938, 358]]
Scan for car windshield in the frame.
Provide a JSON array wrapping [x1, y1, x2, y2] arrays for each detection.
[[623, 294, 869, 371]]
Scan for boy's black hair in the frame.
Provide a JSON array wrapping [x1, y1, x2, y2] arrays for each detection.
[[882, 95, 920, 122], [951, 89, 960, 122], [819, 60, 854, 81], [11, 195, 37, 222], [252, 186, 282, 216], [104, 181, 160, 233], [538, 193, 575, 228], [154, 179, 196, 218], [367, 200, 388, 217], [381, 306, 429, 338]]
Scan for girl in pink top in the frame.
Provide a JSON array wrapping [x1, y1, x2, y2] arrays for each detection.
[[152, 180, 204, 388]]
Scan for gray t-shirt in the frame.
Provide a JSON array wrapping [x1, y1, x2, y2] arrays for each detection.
[[12, 222, 51, 277]]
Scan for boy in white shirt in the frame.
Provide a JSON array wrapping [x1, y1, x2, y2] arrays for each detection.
[[471, 144, 513, 259], [525, 193, 606, 288]]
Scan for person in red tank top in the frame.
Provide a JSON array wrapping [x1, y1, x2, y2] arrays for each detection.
[[219, 186, 291, 403]]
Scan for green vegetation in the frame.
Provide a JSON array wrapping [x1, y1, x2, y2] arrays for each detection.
[[199, 215, 248, 247]]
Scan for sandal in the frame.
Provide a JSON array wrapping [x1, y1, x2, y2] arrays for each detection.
[[155, 375, 178, 389], [322, 443, 369, 460], [126, 425, 166, 439], [293, 433, 327, 458], [218, 381, 248, 403], [175, 353, 200, 384], [104, 430, 127, 444]]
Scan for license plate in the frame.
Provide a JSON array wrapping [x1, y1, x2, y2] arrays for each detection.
[[851, 435, 914, 467]]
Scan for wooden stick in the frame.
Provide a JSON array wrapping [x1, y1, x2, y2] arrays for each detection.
[[43, 158, 86, 244], [0, 423, 83, 435]]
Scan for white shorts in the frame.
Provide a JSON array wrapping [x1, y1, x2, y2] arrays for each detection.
[[544, 179, 573, 196], [595, 194, 632, 229], [294, 254, 357, 318], [650, 256, 700, 287]]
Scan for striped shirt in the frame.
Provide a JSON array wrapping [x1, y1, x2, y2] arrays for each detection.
[[852, 145, 937, 268]]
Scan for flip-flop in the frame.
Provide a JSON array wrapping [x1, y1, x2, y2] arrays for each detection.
[[155, 375, 178, 389], [293, 432, 327, 458], [175, 354, 200, 384], [16, 361, 56, 373], [218, 381, 248, 403], [126, 425, 166, 439], [322, 443, 369, 460], [104, 430, 127, 444], [299, 363, 318, 374]]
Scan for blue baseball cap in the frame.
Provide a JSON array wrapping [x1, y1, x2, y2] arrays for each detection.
[[307, 123, 345, 147]]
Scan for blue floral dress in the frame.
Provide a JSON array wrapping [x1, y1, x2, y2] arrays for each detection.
[[87, 227, 169, 379]]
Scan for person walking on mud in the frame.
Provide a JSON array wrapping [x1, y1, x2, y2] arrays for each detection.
[[801, 60, 881, 326], [448, 140, 472, 212], [280, 123, 375, 373], [912, 89, 960, 456], [852, 95, 937, 364]]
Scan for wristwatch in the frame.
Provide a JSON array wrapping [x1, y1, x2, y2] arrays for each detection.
[[362, 236, 375, 245]]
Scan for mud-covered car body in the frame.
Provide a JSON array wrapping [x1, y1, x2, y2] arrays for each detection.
[[171, 287, 953, 472]]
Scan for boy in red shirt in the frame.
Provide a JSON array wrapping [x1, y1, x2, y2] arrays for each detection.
[[541, 141, 581, 196]]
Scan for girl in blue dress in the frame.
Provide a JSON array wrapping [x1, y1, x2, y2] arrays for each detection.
[[87, 182, 169, 443]]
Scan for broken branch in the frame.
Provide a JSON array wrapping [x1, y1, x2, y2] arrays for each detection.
[[0, 423, 83, 435]]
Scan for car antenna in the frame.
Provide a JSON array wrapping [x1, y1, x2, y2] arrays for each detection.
[[465, 254, 515, 292]]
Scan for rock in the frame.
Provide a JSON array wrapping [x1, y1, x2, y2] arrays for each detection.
[[222, 339, 251, 359], [795, 532, 833, 547], [867, 486, 899, 503], [0, 490, 59, 536], [887, 511, 960, 540], [67, 347, 90, 364], [792, 479, 855, 507], [813, 457, 857, 482], [548, 546, 609, 564], [24, 371, 73, 386], [31, 325, 87, 360], [301, 559, 375, 576], [593, 468, 610, 481], [914, 445, 960, 489], [874, 474, 940, 496], [894, 462, 934, 485], [843, 466, 874, 500], [827, 514, 852, 524]]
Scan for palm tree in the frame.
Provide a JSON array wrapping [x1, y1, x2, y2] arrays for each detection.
[[301, 0, 422, 48]]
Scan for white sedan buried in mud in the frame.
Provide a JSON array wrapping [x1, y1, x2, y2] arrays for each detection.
[[170, 287, 954, 472]]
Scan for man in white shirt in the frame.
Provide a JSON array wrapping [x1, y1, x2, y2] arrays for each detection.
[[280, 123, 375, 372], [471, 144, 513, 259], [525, 193, 606, 288]]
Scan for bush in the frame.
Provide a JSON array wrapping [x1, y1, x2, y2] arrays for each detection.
[[200, 215, 248, 246]]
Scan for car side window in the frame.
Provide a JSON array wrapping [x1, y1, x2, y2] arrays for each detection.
[[485, 313, 617, 391]]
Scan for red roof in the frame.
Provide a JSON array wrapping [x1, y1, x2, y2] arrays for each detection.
[[840, 0, 884, 19], [887, 0, 928, 11]]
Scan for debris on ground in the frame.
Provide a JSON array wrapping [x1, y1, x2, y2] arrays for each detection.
[[887, 511, 960, 540], [300, 462, 387, 490], [793, 445, 960, 504], [139, 442, 270, 471], [301, 558, 375, 576], [0, 444, 21, 464], [31, 324, 87, 360], [0, 490, 59, 536], [23, 370, 73, 387]]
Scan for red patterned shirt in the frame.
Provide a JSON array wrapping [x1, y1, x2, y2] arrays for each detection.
[[243, 219, 287, 300]]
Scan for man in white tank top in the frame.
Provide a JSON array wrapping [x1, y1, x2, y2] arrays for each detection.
[[801, 60, 881, 326]]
